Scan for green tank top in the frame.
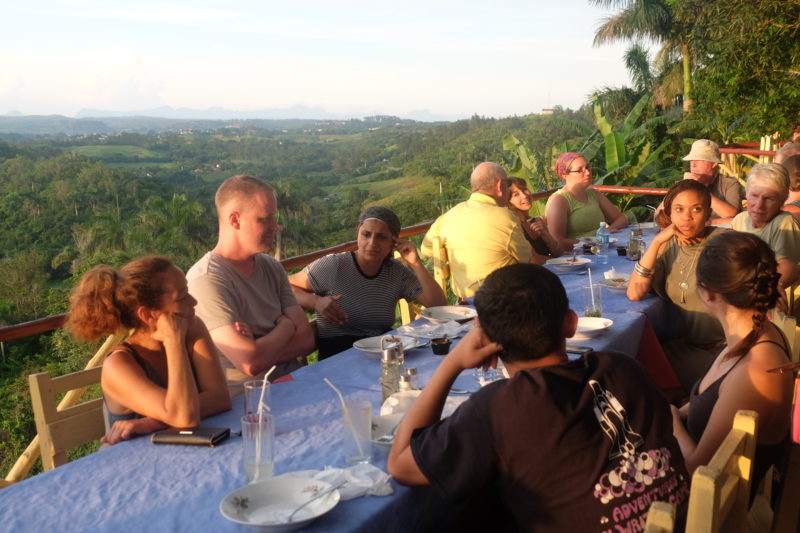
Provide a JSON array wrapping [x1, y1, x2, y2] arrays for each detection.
[[555, 188, 604, 238]]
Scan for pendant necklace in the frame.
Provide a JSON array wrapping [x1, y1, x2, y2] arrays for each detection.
[[678, 247, 699, 304]]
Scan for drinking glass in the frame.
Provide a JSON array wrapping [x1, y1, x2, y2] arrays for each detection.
[[582, 284, 603, 317], [342, 401, 372, 465], [242, 413, 275, 483]]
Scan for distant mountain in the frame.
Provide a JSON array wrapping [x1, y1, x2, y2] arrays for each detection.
[[74, 105, 460, 122]]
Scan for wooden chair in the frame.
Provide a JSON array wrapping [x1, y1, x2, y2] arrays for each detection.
[[644, 501, 676, 533], [28, 367, 105, 471], [685, 410, 758, 533], [770, 310, 799, 363]]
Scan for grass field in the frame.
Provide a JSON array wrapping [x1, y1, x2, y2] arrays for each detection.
[[322, 175, 429, 196], [68, 145, 164, 160]]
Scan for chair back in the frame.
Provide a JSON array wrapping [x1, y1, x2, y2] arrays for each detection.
[[644, 501, 675, 533], [431, 236, 449, 295], [28, 367, 105, 471], [770, 310, 799, 363], [685, 410, 758, 533]]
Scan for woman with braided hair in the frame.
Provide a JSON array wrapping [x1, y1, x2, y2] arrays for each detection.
[[671, 232, 793, 482]]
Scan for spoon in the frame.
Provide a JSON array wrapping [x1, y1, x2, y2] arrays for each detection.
[[286, 480, 346, 523]]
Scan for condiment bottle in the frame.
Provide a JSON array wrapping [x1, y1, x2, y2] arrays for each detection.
[[380, 336, 403, 403]]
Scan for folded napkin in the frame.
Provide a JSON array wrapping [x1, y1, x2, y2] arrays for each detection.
[[397, 320, 472, 339], [282, 464, 394, 499]]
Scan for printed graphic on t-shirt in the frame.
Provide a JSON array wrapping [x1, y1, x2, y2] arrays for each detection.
[[588, 380, 689, 532]]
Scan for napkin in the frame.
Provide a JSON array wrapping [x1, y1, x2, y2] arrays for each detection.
[[397, 320, 472, 339], [282, 464, 394, 499], [604, 267, 620, 280]]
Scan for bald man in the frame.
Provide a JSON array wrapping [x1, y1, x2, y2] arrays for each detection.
[[187, 175, 314, 395], [421, 162, 534, 298]]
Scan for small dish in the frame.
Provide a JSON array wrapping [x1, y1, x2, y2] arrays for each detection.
[[420, 306, 477, 324], [371, 413, 404, 447], [546, 256, 591, 272], [573, 317, 614, 339], [431, 337, 452, 355], [352, 335, 421, 359], [599, 278, 629, 294], [219, 476, 340, 531]]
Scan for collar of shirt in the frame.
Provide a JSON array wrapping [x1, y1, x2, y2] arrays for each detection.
[[467, 192, 501, 206]]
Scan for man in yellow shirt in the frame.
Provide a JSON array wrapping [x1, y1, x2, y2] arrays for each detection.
[[421, 162, 533, 298]]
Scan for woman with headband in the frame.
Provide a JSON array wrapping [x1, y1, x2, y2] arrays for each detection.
[[545, 152, 628, 250], [289, 206, 446, 359]]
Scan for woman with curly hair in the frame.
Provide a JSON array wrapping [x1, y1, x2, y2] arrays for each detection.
[[68, 256, 231, 445], [671, 232, 793, 480]]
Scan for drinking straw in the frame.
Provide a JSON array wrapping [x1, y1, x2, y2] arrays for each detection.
[[588, 268, 596, 309], [254, 364, 276, 482], [323, 377, 366, 457]]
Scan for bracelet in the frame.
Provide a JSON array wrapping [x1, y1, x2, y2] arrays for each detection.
[[634, 261, 654, 278]]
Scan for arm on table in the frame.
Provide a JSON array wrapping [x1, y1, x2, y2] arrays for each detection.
[[209, 305, 314, 377], [102, 313, 199, 429], [545, 193, 579, 250], [597, 192, 629, 232], [388, 325, 502, 484], [627, 227, 674, 301], [288, 270, 348, 325], [395, 239, 447, 307]]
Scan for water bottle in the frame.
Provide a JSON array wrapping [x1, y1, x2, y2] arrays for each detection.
[[596, 222, 610, 250]]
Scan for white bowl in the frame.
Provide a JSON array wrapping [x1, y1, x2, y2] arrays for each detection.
[[219, 476, 340, 531], [546, 256, 592, 271], [371, 413, 404, 447], [599, 277, 629, 294], [420, 305, 477, 324], [352, 335, 422, 359], [573, 317, 614, 339]]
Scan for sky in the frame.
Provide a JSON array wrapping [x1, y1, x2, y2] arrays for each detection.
[[2, 0, 635, 121]]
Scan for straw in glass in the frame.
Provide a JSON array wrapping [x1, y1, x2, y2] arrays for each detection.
[[254, 364, 276, 482], [323, 377, 366, 457]]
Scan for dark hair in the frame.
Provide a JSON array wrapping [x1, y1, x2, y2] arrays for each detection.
[[475, 264, 568, 362], [781, 155, 800, 191], [67, 256, 175, 340], [655, 179, 712, 228], [697, 232, 781, 360], [357, 206, 401, 237], [508, 177, 527, 189]]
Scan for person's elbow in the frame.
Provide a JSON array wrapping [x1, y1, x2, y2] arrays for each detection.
[[387, 450, 429, 486]]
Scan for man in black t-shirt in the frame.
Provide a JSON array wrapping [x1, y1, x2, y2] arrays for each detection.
[[388, 264, 689, 532]]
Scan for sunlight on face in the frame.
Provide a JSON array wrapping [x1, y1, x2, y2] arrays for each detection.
[[509, 184, 533, 212], [669, 190, 710, 238], [746, 181, 782, 228]]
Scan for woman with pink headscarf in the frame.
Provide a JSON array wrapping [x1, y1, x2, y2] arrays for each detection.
[[545, 152, 629, 249]]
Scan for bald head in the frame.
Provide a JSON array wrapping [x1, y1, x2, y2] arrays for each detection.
[[470, 162, 510, 205]]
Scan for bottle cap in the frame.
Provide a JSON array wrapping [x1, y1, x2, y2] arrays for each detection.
[[406, 367, 418, 376]]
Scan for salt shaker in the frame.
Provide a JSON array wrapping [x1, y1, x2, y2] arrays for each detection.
[[405, 367, 419, 390]]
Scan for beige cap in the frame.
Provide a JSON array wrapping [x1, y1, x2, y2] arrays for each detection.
[[682, 139, 722, 163]]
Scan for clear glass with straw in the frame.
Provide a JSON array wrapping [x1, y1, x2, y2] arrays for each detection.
[[324, 378, 371, 465], [242, 366, 276, 483]]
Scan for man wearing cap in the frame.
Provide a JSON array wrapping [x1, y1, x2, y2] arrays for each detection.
[[187, 174, 315, 396], [421, 162, 533, 299], [681, 139, 742, 219]]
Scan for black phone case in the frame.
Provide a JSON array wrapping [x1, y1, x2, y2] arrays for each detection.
[[150, 427, 230, 447]]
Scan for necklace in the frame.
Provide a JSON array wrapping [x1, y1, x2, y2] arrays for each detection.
[[678, 246, 699, 304]]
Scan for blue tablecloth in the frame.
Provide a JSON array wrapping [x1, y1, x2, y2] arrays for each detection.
[[1, 229, 671, 532]]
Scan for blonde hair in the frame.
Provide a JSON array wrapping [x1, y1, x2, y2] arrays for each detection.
[[214, 175, 274, 218]]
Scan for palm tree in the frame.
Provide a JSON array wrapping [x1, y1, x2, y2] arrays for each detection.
[[590, 0, 693, 112]]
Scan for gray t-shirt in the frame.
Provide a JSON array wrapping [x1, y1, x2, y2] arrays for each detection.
[[709, 174, 743, 218], [187, 252, 300, 393]]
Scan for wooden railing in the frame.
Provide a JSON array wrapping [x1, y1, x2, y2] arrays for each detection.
[[0, 181, 719, 484]]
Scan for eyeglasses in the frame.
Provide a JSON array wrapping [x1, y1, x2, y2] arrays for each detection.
[[568, 166, 591, 174]]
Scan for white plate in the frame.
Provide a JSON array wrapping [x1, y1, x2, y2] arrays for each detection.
[[573, 317, 614, 339], [352, 335, 422, 359], [371, 413, 404, 447], [546, 256, 592, 271], [599, 278, 629, 294], [420, 306, 477, 324], [219, 476, 340, 531]]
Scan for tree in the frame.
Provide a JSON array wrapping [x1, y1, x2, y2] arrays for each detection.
[[673, 0, 800, 137], [591, 0, 692, 111]]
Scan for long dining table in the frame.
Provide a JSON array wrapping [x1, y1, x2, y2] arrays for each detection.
[[0, 227, 678, 532]]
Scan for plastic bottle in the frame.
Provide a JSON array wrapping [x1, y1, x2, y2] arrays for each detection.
[[596, 222, 610, 250]]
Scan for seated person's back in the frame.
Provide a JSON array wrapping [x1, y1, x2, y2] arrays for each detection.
[[388, 263, 689, 532]]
